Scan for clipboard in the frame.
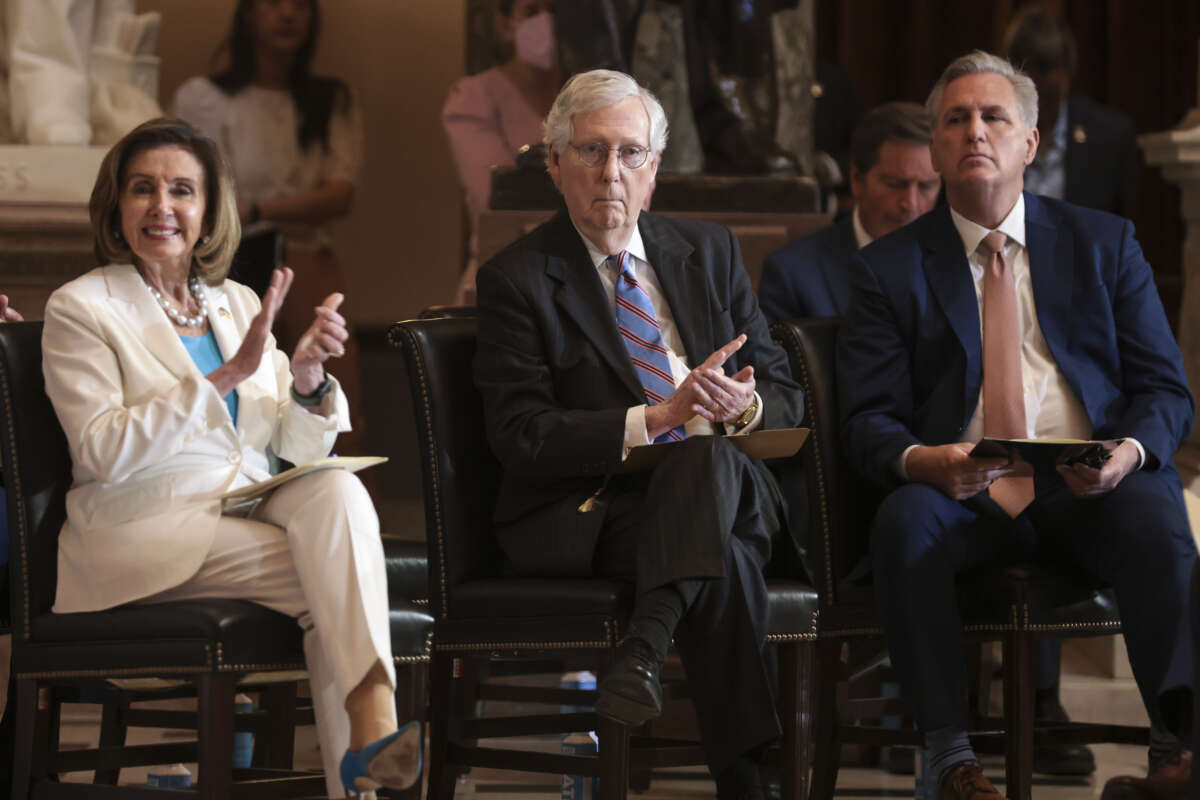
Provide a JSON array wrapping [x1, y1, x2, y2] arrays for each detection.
[[622, 427, 809, 472], [221, 456, 387, 512], [968, 437, 1122, 468]]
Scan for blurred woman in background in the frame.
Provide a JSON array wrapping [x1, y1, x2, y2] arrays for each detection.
[[173, 0, 366, 453], [442, 0, 559, 304]]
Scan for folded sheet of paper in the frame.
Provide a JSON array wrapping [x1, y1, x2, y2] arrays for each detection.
[[221, 456, 387, 512], [969, 437, 1123, 468], [623, 427, 809, 472]]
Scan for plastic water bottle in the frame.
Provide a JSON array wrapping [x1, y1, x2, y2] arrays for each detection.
[[147, 763, 192, 788], [232, 693, 255, 769], [560, 671, 599, 800], [913, 747, 939, 800]]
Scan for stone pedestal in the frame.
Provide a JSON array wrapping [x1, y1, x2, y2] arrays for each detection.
[[0, 146, 106, 319], [1141, 125, 1200, 489]]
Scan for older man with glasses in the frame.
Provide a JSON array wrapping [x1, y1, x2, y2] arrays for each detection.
[[472, 69, 807, 800]]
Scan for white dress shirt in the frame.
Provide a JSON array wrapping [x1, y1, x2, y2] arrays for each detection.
[[576, 226, 764, 454], [900, 194, 1143, 477], [851, 206, 874, 250]]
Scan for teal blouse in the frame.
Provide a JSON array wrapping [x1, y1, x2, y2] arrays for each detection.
[[179, 330, 239, 425]]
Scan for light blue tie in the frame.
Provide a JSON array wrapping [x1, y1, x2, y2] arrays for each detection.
[[612, 251, 686, 443]]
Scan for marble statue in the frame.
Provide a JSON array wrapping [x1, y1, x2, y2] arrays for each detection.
[[4, 0, 162, 146]]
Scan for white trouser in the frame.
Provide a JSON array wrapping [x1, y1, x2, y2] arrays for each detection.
[[140, 469, 396, 799]]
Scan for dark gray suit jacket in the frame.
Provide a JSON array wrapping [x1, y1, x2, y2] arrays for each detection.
[[474, 209, 806, 578]]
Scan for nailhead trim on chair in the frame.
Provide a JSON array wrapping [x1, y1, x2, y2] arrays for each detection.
[[0, 354, 34, 643], [433, 619, 617, 653], [18, 665, 211, 680], [435, 639, 614, 652], [394, 631, 434, 665], [388, 324, 450, 620], [774, 329, 836, 611], [213, 643, 306, 672], [765, 609, 820, 642], [1021, 602, 1122, 633]]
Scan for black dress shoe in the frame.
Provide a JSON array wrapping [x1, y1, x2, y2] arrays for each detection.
[[716, 756, 765, 800], [757, 761, 780, 800], [596, 637, 663, 726], [1033, 694, 1096, 776]]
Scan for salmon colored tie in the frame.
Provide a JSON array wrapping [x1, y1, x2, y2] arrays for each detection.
[[979, 231, 1034, 516]]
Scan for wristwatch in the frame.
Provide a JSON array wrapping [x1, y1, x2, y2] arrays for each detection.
[[733, 397, 759, 429], [291, 376, 332, 406]]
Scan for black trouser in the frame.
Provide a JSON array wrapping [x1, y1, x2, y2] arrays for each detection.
[[594, 436, 785, 775]]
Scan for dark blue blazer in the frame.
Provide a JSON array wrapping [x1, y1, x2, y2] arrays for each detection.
[[758, 216, 858, 322], [837, 193, 1193, 491]]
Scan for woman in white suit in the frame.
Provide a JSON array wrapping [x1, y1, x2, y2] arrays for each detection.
[[41, 117, 417, 799]]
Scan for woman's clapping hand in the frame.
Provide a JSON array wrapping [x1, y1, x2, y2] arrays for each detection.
[[290, 292, 349, 396], [206, 268, 293, 397]]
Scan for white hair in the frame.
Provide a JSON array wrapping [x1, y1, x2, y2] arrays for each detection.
[[542, 69, 669, 156], [926, 50, 1039, 130]]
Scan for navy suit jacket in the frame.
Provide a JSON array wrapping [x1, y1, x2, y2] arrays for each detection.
[[1065, 96, 1139, 218], [837, 193, 1192, 492], [758, 216, 858, 322]]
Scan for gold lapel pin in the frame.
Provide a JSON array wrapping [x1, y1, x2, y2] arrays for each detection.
[[1072, 125, 1087, 144]]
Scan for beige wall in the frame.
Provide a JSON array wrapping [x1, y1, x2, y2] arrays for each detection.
[[141, 0, 466, 327]]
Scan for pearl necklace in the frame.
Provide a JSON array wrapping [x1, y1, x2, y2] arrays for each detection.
[[148, 275, 208, 327]]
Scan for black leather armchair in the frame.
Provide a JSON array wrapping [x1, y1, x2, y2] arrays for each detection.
[[389, 316, 819, 800], [1, 321, 376, 798], [771, 317, 1148, 800]]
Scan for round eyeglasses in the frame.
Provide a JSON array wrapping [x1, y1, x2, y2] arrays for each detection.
[[569, 142, 651, 169]]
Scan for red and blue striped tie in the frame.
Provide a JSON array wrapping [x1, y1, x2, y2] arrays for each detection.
[[612, 251, 686, 443]]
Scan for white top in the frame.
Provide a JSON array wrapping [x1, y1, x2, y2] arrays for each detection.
[[899, 194, 1143, 477], [172, 76, 363, 252], [576, 225, 764, 453]]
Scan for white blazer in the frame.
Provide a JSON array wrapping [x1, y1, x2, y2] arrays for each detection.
[[43, 264, 351, 613]]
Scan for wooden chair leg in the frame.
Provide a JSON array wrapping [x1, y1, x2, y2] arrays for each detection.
[[1003, 630, 1035, 800], [255, 682, 298, 769], [94, 692, 130, 784], [597, 714, 630, 800], [776, 640, 803, 800], [196, 673, 236, 800], [10, 677, 39, 799], [797, 640, 817, 800], [387, 661, 429, 800], [426, 653, 459, 800], [808, 639, 842, 800]]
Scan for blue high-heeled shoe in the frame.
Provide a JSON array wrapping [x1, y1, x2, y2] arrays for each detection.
[[339, 721, 423, 797]]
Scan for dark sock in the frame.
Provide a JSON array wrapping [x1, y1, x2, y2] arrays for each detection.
[[625, 579, 702, 661], [927, 726, 975, 784]]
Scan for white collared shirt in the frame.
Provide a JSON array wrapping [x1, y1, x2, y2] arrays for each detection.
[[899, 194, 1142, 477], [576, 226, 764, 454], [851, 206, 874, 250]]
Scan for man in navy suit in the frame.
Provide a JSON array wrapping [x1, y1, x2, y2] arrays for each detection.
[[838, 51, 1195, 800], [758, 102, 940, 323], [1003, 5, 1139, 219]]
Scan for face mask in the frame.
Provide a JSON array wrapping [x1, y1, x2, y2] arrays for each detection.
[[513, 11, 557, 71]]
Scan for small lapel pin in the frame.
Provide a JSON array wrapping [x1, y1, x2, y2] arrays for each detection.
[[1072, 124, 1087, 144], [218, 307, 232, 320]]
